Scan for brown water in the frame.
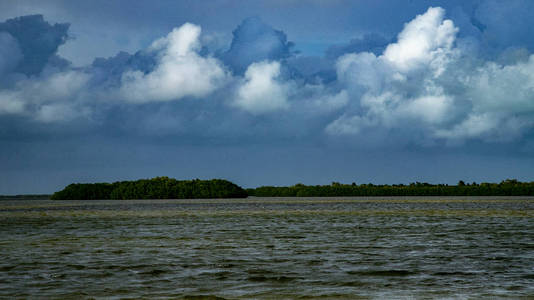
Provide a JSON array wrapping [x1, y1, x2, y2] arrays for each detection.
[[0, 197, 533, 299]]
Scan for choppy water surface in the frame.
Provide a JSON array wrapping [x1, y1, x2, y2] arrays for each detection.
[[1, 197, 533, 299]]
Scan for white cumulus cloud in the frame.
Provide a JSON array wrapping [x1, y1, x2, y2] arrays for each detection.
[[0, 70, 90, 119], [383, 7, 458, 75], [119, 23, 229, 103], [434, 56, 534, 140], [329, 7, 459, 139], [327, 6, 534, 144], [234, 60, 291, 114]]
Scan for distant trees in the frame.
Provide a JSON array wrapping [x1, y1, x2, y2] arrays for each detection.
[[50, 177, 534, 200], [51, 177, 247, 200], [247, 179, 534, 197]]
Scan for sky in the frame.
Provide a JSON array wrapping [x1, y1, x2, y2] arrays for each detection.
[[1, 0, 534, 194]]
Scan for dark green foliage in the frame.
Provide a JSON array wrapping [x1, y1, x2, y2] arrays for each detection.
[[51, 183, 114, 200], [51, 177, 534, 199], [51, 177, 247, 200], [247, 179, 534, 197]]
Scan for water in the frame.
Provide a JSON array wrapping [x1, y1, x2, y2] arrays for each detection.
[[1, 197, 533, 299]]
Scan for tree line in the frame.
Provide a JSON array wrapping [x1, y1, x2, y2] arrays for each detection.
[[51, 177, 248, 200], [246, 179, 534, 197], [49, 178, 534, 200]]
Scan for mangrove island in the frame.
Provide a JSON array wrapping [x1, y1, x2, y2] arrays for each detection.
[[51, 177, 248, 200], [47, 178, 534, 200]]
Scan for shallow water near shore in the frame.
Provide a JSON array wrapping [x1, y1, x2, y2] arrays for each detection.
[[1, 197, 533, 299]]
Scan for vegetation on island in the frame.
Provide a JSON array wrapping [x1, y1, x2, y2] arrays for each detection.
[[51, 177, 248, 200], [46, 177, 534, 200], [246, 179, 534, 197]]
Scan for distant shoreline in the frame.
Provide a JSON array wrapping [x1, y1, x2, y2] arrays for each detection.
[[4, 178, 534, 200], [0, 195, 51, 200], [248, 179, 534, 197], [50, 177, 248, 200]]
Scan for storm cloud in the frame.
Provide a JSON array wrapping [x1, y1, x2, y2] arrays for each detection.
[[221, 17, 295, 75]]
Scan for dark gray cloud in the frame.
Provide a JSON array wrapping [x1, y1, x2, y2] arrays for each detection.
[[90, 51, 156, 88], [325, 34, 390, 59], [288, 34, 391, 84], [0, 14, 70, 76], [221, 17, 295, 74], [0, 31, 22, 87]]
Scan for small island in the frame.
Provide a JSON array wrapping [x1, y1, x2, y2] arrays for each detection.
[[51, 177, 248, 200]]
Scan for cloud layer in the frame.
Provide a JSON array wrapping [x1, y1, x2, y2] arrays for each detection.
[[1, 5, 534, 147]]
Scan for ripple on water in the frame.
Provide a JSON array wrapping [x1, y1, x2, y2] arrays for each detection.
[[346, 269, 417, 277], [0, 197, 533, 298]]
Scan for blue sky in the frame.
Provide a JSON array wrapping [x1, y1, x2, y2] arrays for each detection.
[[1, 0, 534, 194]]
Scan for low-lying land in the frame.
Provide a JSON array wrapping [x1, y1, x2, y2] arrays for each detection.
[[248, 179, 534, 197], [51, 177, 247, 200], [44, 178, 534, 200]]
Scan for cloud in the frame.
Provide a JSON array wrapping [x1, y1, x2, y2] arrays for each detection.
[[2, 7, 534, 147], [434, 56, 534, 140], [89, 51, 156, 89], [326, 7, 462, 140], [222, 17, 295, 74], [0, 90, 25, 114], [325, 114, 370, 135], [119, 23, 229, 103], [397, 94, 453, 124], [336, 52, 388, 93], [434, 113, 530, 142], [0, 32, 22, 77], [326, 33, 390, 59], [0, 14, 70, 76], [467, 57, 534, 114], [0, 69, 90, 120], [234, 60, 291, 114], [383, 7, 458, 75], [0, 18, 234, 124], [325, 5, 534, 145], [35, 102, 91, 123], [0, 15, 89, 121], [307, 89, 349, 112]]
